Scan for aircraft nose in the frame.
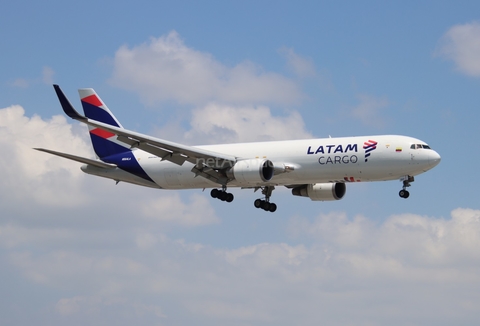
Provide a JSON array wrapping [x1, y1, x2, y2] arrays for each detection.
[[429, 150, 441, 168]]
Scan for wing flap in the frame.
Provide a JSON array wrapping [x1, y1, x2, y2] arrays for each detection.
[[117, 135, 188, 166], [88, 120, 236, 168]]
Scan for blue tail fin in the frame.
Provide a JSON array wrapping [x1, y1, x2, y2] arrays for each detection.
[[78, 89, 130, 159]]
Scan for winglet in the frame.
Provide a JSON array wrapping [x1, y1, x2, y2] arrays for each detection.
[[53, 84, 86, 121]]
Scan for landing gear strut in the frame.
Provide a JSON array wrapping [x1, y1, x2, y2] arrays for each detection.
[[254, 186, 277, 212], [211, 186, 234, 203], [399, 176, 414, 199]]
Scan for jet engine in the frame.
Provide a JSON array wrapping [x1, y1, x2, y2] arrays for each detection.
[[291, 183, 346, 201], [227, 159, 274, 186]]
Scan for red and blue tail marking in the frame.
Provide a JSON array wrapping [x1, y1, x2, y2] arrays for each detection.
[[79, 89, 130, 160], [77, 88, 154, 183]]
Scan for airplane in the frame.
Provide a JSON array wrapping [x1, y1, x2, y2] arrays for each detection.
[[35, 85, 441, 212]]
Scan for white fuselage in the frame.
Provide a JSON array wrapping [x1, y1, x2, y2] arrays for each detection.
[[81, 135, 441, 190]]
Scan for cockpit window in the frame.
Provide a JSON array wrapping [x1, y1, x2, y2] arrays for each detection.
[[410, 144, 432, 150]]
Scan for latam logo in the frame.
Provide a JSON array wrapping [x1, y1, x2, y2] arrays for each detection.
[[363, 140, 378, 162]]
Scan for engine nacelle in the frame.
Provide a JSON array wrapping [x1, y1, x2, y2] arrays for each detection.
[[292, 183, 346, 201], [227, 159, 274, 186]]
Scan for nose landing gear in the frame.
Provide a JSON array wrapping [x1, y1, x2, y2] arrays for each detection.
[[254, 186, 277, 212], [399, 176, 414, 199], [399, 189, 410, 198]]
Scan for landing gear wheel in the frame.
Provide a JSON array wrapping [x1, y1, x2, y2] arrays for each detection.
[[253, 186, 277, 212], [253, 199, 277, 212], [268, 203, 277, 212], [399, 190, 410, 198], [211, 188, 234, 203], [219, 192, 227, 201], [398, 176, 413, 199], [262, 201, 271, 211], [211, 189, 219, 198]]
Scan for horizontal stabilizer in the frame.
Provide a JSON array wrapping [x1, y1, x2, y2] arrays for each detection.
[[34, 148, 117, 169]]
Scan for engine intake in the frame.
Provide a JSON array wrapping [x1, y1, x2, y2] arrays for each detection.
[[227, 159, 274, 186], [292, 183, 346, 201]]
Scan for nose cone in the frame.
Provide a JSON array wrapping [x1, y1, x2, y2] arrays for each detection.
[[429, 150, 441, 168]]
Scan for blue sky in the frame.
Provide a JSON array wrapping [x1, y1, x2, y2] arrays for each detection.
[[2, 1, 480, 325]]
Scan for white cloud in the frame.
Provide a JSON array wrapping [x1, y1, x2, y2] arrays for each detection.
[[110, 31, 302, 106], [140, 193, 220, 227], [436, 21, 480, 77], [184, 103, 312, 144], [279, 47, 316, 78], [0, 105, 220, 225], [54, 295, 166, 319], [288, 208, 480, 270], [3, 207, 480, 325], [135, 231, 159, 250], [0, 224, 77, 249], [55, 296, 86, 315], [108, 32, 314, 146], [223, 242, 308, 268], [0, 105, 91, 207]]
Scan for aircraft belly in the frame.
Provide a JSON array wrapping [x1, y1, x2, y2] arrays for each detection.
[[81, 165, 161, 188], [142, 160, 217, 189], [163, 168, 181, 186]]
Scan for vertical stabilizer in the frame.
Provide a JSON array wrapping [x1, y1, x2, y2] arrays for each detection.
[[78, 89, 130, 159]]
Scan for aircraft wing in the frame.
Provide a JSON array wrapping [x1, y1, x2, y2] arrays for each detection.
[[53, 85, 237, 169]]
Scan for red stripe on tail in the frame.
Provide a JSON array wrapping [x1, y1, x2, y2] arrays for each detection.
[[82, 94, 102, 107], [90, 128, 116, 139]]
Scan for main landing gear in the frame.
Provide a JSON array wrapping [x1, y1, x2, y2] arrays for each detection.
[[254, 186, 277, 212], [399, 176, 414, 199], [211, 187, 234, 203]]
